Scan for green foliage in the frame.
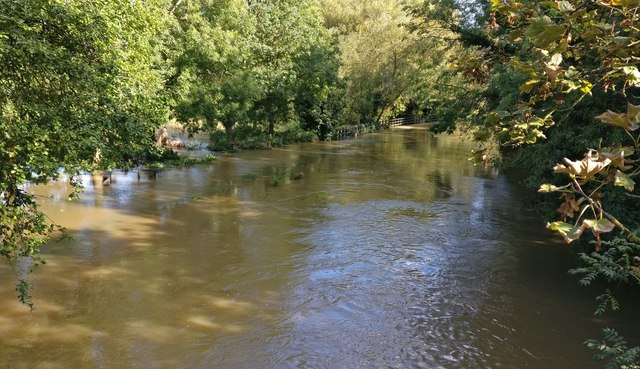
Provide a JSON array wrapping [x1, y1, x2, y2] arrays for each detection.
[[409, 0, 640, 247], [170, 0, 257, 136], [570, 238, 640, 314], [586, 328, 640, 369], [271, 167, 289, 186], [293, 40, 345, 140], [171, 0, 343, 144], [208, 125, 270, 152], [410, 0, 640, 366], [328, 0, 439, 125], [0, 0, 170, 306]]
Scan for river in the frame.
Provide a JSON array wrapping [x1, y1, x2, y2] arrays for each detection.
[[0, 127, 638, 369]]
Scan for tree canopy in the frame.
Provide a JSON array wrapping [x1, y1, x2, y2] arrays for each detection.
[[1, 0, 171, 307]]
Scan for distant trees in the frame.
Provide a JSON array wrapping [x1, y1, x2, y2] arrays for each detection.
[[320, 0, 440, 125]]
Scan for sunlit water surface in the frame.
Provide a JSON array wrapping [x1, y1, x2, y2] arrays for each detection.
[[1, 128, 638, 369]]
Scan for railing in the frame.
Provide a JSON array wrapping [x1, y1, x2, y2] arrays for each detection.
[[386, 115, 437, 127], [333, 115, 437, 140]]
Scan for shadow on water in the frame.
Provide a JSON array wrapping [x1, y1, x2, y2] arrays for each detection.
[[1, 128, 639, 369]]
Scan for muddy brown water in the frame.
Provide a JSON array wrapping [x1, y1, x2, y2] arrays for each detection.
[[1, 128, 638, 369]]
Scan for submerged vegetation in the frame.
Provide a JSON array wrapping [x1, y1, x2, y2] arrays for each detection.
[[2, 0, 640, 365]]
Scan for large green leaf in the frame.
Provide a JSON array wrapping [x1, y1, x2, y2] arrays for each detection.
[[534, 24, 566, 48], [525, 16, 554, 39]]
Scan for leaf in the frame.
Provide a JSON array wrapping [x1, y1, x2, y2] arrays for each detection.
[[564, 66, 580, 79], [547, 221, 585, 243], [626, 103, 640, 130], [510, 59, 538, 77], [600, 145, 635, 158], [545, 64, 561, 81], [561, 157, 612, 177], [520, 79, 539, 93], [539, 183, 561, 192], [525, 17, 554, 39], [484, 112, 501, 126], [583, 219, 615, 233], [595, 110, 631, 129], [613, 36, 630, 45], [580, 81, 593, 94], [614, 170, 635, 191], [595, 105, 640, 131], [599, 146, 636, 170], [595, 23, 614, 31], [622, 66, 640, 87], [611, 0, 640, 6], [549, 53, 563, 66], [557, 1, 575, 11], [509, 29, 524, 43], [534, 24, 566, 48]]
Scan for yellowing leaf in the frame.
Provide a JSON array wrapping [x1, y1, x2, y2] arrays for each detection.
[[545, 64, 561, 81], [557, 1, 575, 11], [539, 184, 561, 192], [596, 110, 632, 129], [596, 105, 640, 131], [626, 103, 640, 130], [614, 170, 635, 191], [547, 221, 585, 243], [611, 0, 640, 6], [583, 219, 615, 233], [549, 53, 563, 66], [561, 157, 612, 177], [622, 66, 640, 87], [520, 79, 539, 93]]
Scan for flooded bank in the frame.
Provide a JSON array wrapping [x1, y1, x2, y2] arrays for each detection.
[[1, 128, 638, 369]]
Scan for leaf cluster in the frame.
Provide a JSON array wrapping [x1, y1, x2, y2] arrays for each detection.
[[586, 328, 640, 369]]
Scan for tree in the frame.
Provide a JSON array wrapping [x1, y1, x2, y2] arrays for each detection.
[[250, 0, 338, 137], [322, 0, 449, 126], [0, 0, 170, 308], [171, 0, 342, 147], [410, 0, 640, 366], [291, 28, 345, 140], [169, 0, 257, 140]]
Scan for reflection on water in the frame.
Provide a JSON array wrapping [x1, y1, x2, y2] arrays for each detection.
[[1, 128, 638, 369]]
